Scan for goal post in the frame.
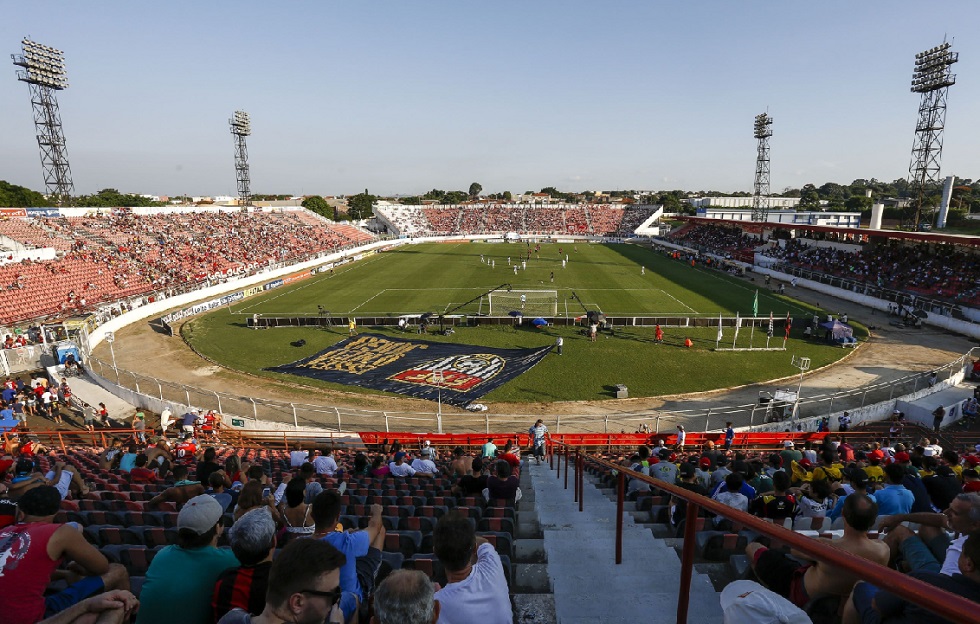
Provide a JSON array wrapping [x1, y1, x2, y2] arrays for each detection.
[[488, 290, 558, 316]]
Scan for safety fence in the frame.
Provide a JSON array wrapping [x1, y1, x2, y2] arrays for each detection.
[[553, 442, 976, 624], [83, 345, 974, 436]]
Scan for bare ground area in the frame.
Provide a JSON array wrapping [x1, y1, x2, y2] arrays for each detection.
[[94, 283, 977, 431]]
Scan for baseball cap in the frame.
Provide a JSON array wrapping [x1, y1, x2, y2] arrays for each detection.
[[394, 451, 406, 461], [177, 494, 223, 535], [849, 469, 869, 488], [679, 463, 696, 478], [699, 457, 712, 468], [783, 440, 794, 448], [720, 580, 810, 624], [798, 459, 813, 469], [894, 452, 911, 463], [965, 455, 980, 468]]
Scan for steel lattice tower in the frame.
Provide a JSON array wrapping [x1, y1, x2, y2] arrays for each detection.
[[11, 39, 74, 205], [752, 113, 773, 223], [907, 41, 958, 230], [229, 110, 252, 208]]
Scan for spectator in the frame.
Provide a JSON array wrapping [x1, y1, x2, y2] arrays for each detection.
[[671, 462, 708, 533], [233, 481, 282, 526], [207, 471, 234, 512], [147, 464, 205, 510], [845, 533, 980, 624], [289, 443, 309, 468], [923, 465, 963, 512], [712, 472, 750, 529], [278, 478, 315, 542], [480, 437, 497, 460], [828, 470, 876, 523], [212, 508, 277, 622], [129, 454, 158, 483], [217, 538, 345, 624], [313, 447, 338, 477], [38, 590, 140, 624], [880, 493, 980, 576], [874, 463, 915, 516], [137, 494, 240, 624], [311, 491, 385, 624], [372, 569, 439, 624], [448, 446, 473, 477], [485, 459, 520, 502], [751, 470, 799, 524], [746, 494, 890, 609], [118, 443, 139, 473], [432, 511, 512, 624], [452, 456, 488, 497], [0, 486, 130, 624], [410, 447, 438, 476], [197, 447, 222, 485], [388, 452, 416, 477]]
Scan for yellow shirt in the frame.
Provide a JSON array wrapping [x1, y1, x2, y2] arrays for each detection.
[[791, 461, 812, 484], [812, 463, 844, 482], [863, 465, 885, 483]]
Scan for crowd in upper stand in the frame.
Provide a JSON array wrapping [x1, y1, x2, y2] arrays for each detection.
[[378, 204, 657, 238], [667, 223, 761, 258], [0, 211, 374, 324]]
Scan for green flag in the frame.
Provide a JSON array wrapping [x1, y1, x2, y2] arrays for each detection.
[[752, 290, 759, 316]]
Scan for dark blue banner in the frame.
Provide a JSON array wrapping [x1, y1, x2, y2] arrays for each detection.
[[268, 334, 551, 407]]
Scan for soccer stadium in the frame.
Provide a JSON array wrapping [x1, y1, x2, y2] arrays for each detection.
[[3, 8, 980, 624]]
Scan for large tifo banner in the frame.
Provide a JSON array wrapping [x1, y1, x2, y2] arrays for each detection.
[[268, 334, 552, 407]]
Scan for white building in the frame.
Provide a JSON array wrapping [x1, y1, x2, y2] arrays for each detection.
[[694, 208, 861, 228]]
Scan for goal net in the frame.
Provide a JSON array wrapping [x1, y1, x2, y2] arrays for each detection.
[[487, 290, 558, 316]]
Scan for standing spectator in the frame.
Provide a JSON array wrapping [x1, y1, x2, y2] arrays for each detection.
[[932, 405, 946, 432], [724, 422, 735, 452], [132, 411, 146, 444], [432, 511, 512, 624], [675, 425, 686, 451], [480, 437, 497, 460], [838, 412, 852, 432], [212, 508, 277, 622], [137, 495, 240, 624], [159, 405, 173, 435], [217, 538, 345, 624], [289, 443, 309, 468], [98, 402, 110, 428], [0, 486, 130, 624], [528, 419, 549, 465], [372, 569, 439, 624], [182, 409, 199, 436]]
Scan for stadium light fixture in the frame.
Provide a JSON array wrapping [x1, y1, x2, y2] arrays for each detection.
[[751, 112, 773, 223], [229, 110, 253, 207]]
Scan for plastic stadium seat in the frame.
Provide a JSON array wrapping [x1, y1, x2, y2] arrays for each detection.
[[694, 531, 748, 562], [416, 505, 449, 519], [384, 530, 422, 558], [398, 516, 435, 534], [477, 532, 514, 558], [406, 554, 446, 585], [478, 517, 515, 536]]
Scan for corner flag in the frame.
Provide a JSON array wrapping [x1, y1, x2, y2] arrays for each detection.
[[767, 312, 774, 337], [752, 290, 759, 317], [716, 313, 723, 343]]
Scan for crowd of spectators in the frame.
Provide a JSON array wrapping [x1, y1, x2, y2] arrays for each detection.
[[0, 432, 523, 624], [616, 431, 980, 621], [376, 204, 657, 238], [667, 224, 762, 258], [0, 211, 374, 325]]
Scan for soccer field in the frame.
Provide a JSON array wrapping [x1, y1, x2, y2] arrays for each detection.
[[184, 242, 859, 402], [226, 242, 805, 318]]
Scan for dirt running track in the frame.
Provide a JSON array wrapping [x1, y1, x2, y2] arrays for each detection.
[[97, 282, 978, 432]]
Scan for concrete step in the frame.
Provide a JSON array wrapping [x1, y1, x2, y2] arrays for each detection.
[[517, 518, 542, 540], [512, 593, 557, 624], [514, 538, 546, 563], [512, 563, 551, 593]]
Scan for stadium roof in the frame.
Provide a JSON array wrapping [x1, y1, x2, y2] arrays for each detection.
[[681, 216, 980, 248]]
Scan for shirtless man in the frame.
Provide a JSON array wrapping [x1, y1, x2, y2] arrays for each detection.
[[448, 446, 473, 477], [745, 494, 890, 608], [144, 438, 173, 478], [146, 464, 204, 510]]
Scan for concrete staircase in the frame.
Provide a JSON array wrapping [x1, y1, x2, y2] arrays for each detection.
[[512, 461, 557, 624], [522, 458, 724, 624]]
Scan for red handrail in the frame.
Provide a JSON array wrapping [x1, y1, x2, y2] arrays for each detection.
[[556, 443, 978, 624]]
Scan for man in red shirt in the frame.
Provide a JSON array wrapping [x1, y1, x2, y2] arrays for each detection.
[[128, 454, 158, 483], [498, 441, 521, 476], [173, 433, 200, 465], [0, 486, 129, 624]]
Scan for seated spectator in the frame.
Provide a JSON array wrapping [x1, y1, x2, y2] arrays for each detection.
[[313, 447, 338, 477], [497, 441, 521, 476], [372, 569, 439, 624], [217, 538, 345, 624], [207, 471, 234, 512], [410, 447, 438, 476], [212, 508, 277, 622], [751, 470, 799, 523], [351, 452, 370, 478], [370, 456, 390, 478], [448, 446, 473, 477], [485, 459, 520, 502], [233, 480, 282, 526], [432, 511, 512, 624], [845, 533, 980, 624], [137, 495, 240, 624], [98, 439, 123, 471], [0, 486, 130, 624], [746, 494, 890, 609], [129, 454, 158, 483], [289, 443, 309, 468], [196, 447, 222, 485], [712, 472, 750, 529], [874, 463, 915, 517], [147, 464, 204, 510], [388, 452, 416, 478], [795, 478, 836, 522], [828, 470, 876, 523], [923, 465, 963, 512], [38, 590, 140, 624], [880, 493, 980, 575], [144, 438, 173, 478], [452, 456, 488, 497], [118, 443, 139, 473], [278, 477, 315, 543], [311, 491, 384, 624], [10, 458, 88, 500], [671, 462, 708, 534]]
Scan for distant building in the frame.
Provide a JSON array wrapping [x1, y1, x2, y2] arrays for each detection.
[[694, 207, 861, 228]]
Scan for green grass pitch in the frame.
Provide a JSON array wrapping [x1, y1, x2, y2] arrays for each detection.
[[182, 242, 862, 402]]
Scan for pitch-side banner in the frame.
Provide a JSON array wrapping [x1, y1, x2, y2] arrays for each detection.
[[267, 334, 552, 407]]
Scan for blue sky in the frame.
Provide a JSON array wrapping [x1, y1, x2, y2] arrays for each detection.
[[2, 1, 979, 197]]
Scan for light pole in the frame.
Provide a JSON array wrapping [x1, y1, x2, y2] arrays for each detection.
[[105, 331, 119, 383], [434, 369, 444, 434], [791, 355, 810, 422]]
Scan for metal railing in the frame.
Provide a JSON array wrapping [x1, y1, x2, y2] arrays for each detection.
[[552, 442, 977, 624], [84, 346, 976, 436]]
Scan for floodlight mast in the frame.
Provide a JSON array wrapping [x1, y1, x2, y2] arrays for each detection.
[[229, 110, 252, 208], [907, 40, 958, 230], [11, 38, 74, 206], [751, 113, 773, 224]]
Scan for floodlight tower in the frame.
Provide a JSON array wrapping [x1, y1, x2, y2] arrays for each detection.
[[907, 41, 958, 230], [751, 113, 773, 223], [11, 38, 74, 205], [229, 110, 252, 208]]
